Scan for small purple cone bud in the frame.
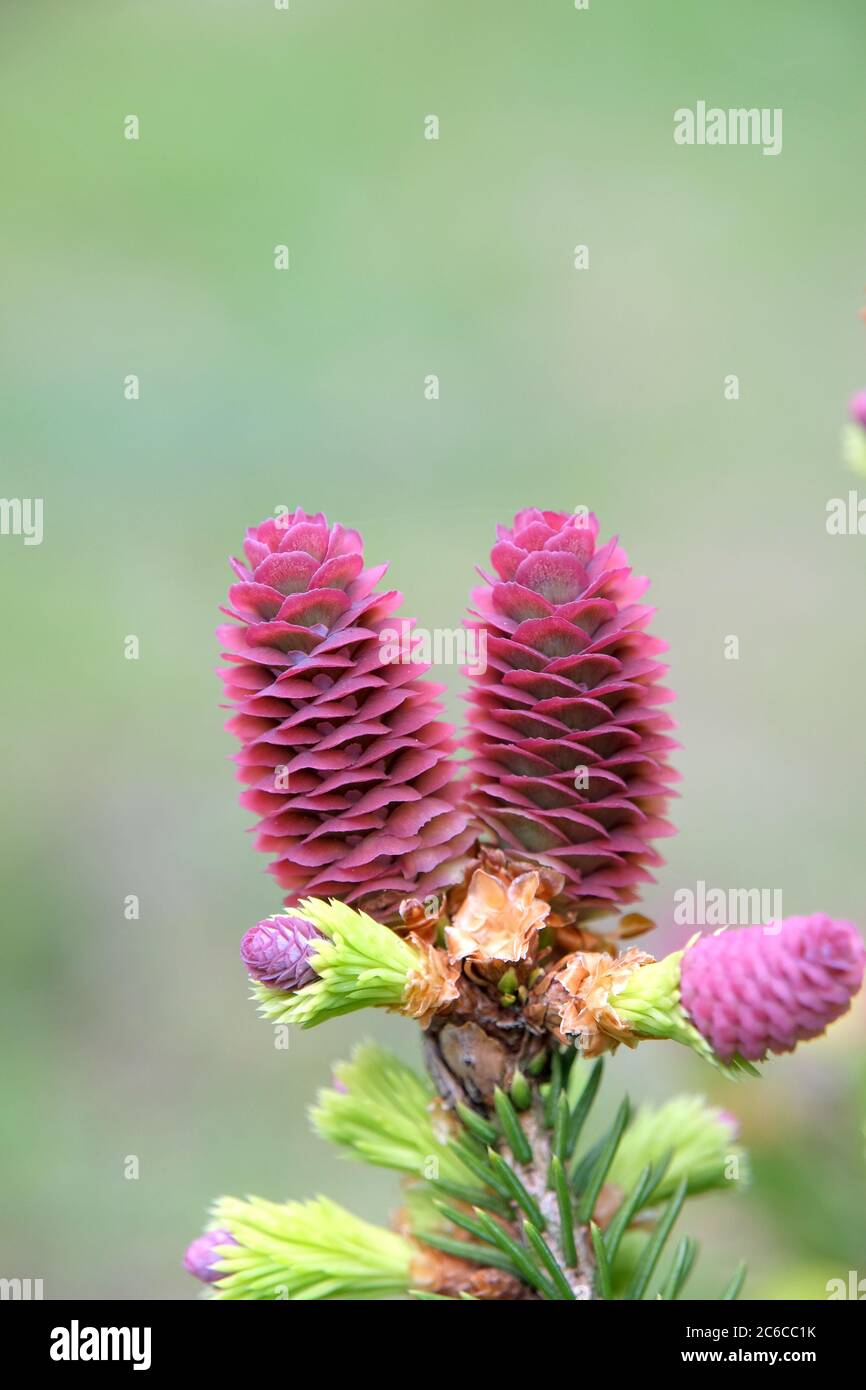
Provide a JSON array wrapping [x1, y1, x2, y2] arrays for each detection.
[[184, 1229, 237, 1284], [240, 914, 323, 992], [680, 915, 866, 1063], [849, 390, 866, 430]]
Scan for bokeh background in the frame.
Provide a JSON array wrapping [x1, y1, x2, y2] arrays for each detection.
[[2, 0, 865, 1300]]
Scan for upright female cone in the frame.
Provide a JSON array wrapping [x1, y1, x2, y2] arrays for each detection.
[[463, 508, 677, 920], [218, 510, 474, 918]]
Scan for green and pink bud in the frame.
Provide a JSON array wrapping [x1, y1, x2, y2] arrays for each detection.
[[609, 1096, 748, 1199], [183, 1229, 237, 1284], [194, 1195, 413, 1300], [843, 393, 866, 474], [240, 914, 323, 992], [251, 896, 460, 1030], [610, 914, 864, 1070]]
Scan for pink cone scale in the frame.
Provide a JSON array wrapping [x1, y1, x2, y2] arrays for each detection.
[[218, 511, 475, 917], [463, 508, 678, 917], [680, 915, 866, 1062]]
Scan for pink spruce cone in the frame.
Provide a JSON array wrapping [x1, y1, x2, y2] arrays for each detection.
[[680, 915, 866, 1062], [464, 508, 677, 918], [218, 510, 474, 917]]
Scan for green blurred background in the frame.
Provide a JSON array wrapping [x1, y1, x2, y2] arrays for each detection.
[[2, 0, 865, 1299]]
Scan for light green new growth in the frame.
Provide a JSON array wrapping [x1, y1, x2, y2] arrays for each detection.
[[609, 1096, 749, 1201], [193, 1042, 749, 1301], [403, 1181, 449, 1237], [843, 422, 866, 476], [613, 950, 759, 1078], [311, 1042, 482, 1188], [253, 897, 423, 1029], [209, 1194, 412, 1300]]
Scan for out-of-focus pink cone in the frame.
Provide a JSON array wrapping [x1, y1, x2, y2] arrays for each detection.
[[218, 510, 474, 917], [848, 390, 866, 430], [680, 915, 866, 1062], [463, 508, 677, 919]]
